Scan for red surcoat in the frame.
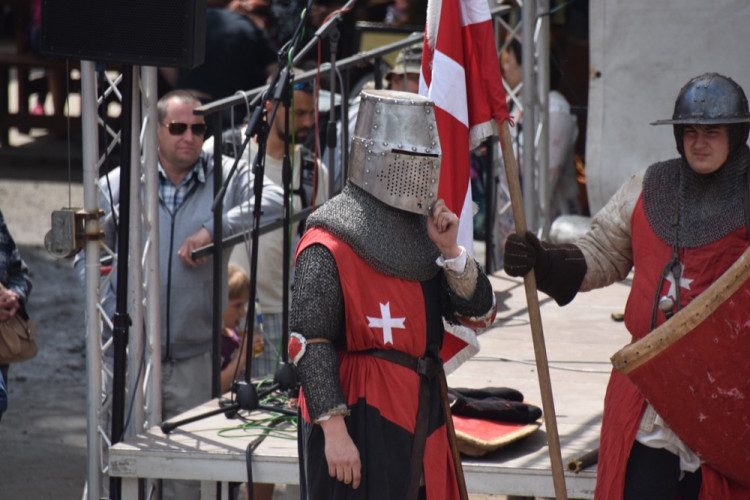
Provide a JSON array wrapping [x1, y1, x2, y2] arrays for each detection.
[[297, 228, 460, 500]]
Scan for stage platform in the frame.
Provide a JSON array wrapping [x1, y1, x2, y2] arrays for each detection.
[[109, 271, 633, 499]]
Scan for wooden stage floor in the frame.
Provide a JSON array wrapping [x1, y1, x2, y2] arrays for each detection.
[[110, 271, 633, 499]]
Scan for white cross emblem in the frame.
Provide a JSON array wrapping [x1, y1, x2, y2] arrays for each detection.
[[665, 264, 693, 300], [366, 302, 406, 345]]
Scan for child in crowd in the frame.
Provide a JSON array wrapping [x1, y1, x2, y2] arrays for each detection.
[[221, 264, 276, 500], [220, 264, 263, 394]]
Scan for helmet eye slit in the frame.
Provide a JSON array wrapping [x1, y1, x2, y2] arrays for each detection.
[[390, 148, 440, 158]]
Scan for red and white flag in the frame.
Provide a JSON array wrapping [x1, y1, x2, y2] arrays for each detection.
[[420, 0, 509, 371], [420, 0, 510, 251]]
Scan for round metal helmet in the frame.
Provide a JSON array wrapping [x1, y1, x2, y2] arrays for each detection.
[[348, 89, 441, 215], [651, 73, 750, 126]]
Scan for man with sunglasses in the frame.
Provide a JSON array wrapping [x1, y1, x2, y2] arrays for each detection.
[[503, 73, 750, 498], [80, 89, 284, 500]]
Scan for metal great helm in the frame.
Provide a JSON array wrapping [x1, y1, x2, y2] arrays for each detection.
[[652, 73, 750, 155], [348, 89, 441, 215]]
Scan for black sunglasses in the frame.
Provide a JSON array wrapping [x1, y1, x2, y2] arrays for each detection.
[[163, 122, 207, 136]]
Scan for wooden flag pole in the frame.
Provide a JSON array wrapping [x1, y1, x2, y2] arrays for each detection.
[[499, 121, 568, 499], [438, 369, 470, 500]]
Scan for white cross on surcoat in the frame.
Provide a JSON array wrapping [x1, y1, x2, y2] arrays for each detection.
[[366, 302, 406, 345], [665, 264, 693, 300]]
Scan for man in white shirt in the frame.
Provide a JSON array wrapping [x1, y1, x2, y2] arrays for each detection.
[[204, 76, 329, 380]]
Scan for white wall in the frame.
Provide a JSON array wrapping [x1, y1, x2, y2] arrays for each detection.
[[586, 0, 750, 213]]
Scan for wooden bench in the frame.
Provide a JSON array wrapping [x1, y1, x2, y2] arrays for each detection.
[[0, 51, 82, 146]]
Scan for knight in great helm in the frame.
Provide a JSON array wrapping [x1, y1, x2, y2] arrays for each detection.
[[289, 89, 497, 500], [503, 73, 750, 498]]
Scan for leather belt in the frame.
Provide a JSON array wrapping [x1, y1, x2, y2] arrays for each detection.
[[364, 349, 441, 379]]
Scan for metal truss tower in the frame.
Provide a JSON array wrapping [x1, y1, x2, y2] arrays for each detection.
[[495, 0, 551, 237], [80, 62, 161, 500]]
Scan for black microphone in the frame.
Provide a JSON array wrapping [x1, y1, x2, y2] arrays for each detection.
[[273, 361, 298, 392]]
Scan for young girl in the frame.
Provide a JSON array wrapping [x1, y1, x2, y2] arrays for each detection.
[[220, 264, 262, 394]]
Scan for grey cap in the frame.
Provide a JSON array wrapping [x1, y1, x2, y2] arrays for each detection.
[[387, 42, 423, 78]]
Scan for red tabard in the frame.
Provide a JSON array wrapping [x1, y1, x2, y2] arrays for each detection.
[[296, 228, 459, 500], [595, 195, 750, 499]]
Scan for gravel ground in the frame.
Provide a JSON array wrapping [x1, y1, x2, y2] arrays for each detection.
[[0, 130, 88, 499], [0, 247, 88, 500]]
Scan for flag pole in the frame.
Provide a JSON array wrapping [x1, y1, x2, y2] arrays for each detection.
[[499, 121, 568, 499]]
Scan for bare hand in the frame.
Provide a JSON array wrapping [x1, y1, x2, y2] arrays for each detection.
[[177, 227, 212, 268], [320, 415, 362, 489], [426, 199, 461, 259], [0, 289, 20, 322]]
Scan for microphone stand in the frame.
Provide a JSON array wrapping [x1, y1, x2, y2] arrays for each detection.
[[280, 73, 293, 370], [292, 0, 356, 65], [242, 0, 319, 387], [207, 92, 266, 399], [293, 0, 356, 195], [160, 73, 286, 441], [242, 64, 288, 383]]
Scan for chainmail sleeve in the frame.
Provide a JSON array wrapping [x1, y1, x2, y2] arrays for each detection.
[[290, 243, 348, 421]]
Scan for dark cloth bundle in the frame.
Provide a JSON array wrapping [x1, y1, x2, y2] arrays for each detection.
[[448, 387, 542, 424]]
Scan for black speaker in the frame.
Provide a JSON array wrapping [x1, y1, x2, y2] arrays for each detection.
[[39, 0, 206, 68]]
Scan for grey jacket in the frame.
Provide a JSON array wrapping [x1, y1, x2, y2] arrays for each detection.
[[78, 152, 284, 360]]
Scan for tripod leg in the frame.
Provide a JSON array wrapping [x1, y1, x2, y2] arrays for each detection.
[[160, 403, 239, 434]]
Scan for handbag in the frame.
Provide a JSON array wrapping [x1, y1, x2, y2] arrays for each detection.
[[0, 284, 37, 364], [0, 314, 37, 364]]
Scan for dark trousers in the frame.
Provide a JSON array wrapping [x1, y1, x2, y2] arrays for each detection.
[[624, 441, 702, 500]]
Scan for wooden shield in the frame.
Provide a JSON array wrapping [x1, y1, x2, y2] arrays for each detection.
[[612, 246, 750, 487]]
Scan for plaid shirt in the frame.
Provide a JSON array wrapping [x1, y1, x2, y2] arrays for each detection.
[[0, 209, 31, 306], [158, 160, 207, 214]]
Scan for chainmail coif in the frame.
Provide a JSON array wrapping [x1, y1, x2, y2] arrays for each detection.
[[305, 182, 441, 281], [642, 144, 750, 248]]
